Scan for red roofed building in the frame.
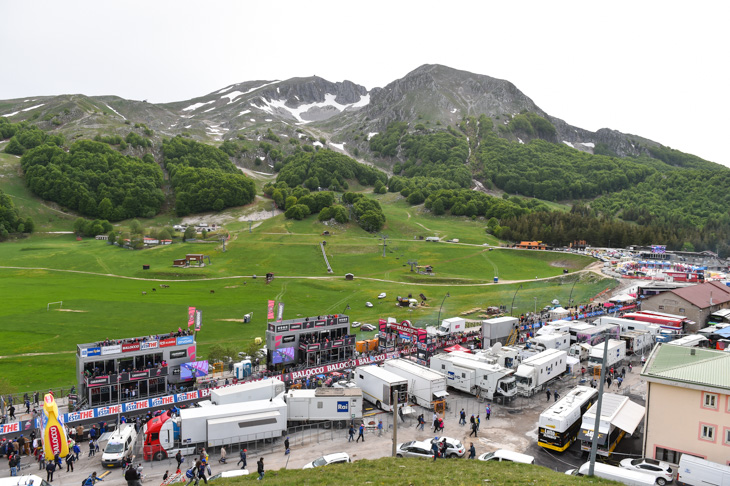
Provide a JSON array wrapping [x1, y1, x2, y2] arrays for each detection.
[[641, 281, 730, 330]]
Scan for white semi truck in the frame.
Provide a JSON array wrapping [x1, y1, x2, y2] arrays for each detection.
[[587, 339, 627, 370], [354, 365, 408, 412], [284, 387, 362, 424], [209, 379, 285, 405], [619, 330, 653, 355], [429, 353, 517, 400], [382, 358, 449, 409], [514, 349, 568, 397]]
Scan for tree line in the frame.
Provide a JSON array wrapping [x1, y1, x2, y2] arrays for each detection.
[[2, 118, 64, 155], [275, 149, 387, 192], [0, 189, 34, 240]]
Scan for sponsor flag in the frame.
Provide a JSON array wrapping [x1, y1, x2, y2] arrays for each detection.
[[277, 302, 285, 322], [195, 309, 202, 331], [267, 300, 275, 320], [188, 306, 196, 328]]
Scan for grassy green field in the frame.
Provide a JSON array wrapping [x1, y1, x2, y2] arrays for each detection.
[[214, 457, 619, 485], [0, 153, 617, 392]]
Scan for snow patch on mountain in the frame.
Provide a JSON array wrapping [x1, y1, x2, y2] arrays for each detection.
[[2, 103, 45, 117], [104, 103, 126, 120], [256, 93, 370, 123], [182, 100, 214, 111]]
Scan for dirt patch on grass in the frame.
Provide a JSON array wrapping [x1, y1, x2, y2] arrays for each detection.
[[54, 309, 87, 313], [549, 260, 573, 268], [224, 285, 240, 289], [215, 318, 245, 322]]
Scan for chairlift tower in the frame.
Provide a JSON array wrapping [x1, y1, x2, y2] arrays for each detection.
[[407, 260, 418, 272], [380, 234, 388, 258]]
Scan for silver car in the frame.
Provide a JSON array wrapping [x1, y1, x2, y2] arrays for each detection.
[[396, 440, 435, 459], [431, 437, 465, 458]]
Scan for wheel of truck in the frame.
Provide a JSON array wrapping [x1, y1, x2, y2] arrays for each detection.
[[153, 451, 165, 461], [376, 400, 382, 410]]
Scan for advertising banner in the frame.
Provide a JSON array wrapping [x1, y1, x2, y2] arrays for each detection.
[[176, 336, 194, 346], [122, 343, 140, 353], [140, 341, 158, 350], [277, 302, 285, 322], [267, 300, 275, 320], [195, 309, 202, 331], [159, 338, 176, 347], [101, 344, 121, 355], [188, 306, 196, 328], [81, 347, 101, 358]]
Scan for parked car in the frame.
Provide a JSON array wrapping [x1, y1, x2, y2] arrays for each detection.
[[619, 457, 674, 485], [365, 302, 373, 308], [351, 322, 361, 328], [431, 436, 465, 458], [378, 293, 387, 299], [302, 452, 351, 469], [209, 470, 249, 481], [396, 440, 434, 459], [360, 324, 376, 332], [478, 449, 535, 464], [332, 380, 357, 389]]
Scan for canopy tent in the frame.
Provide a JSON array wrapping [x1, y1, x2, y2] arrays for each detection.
[[609, 294, 636, 304], [578, 394, 646, 446], [549, 307, 569, 319], [444, 344, 471, 353], [710, 327, 730, 339]]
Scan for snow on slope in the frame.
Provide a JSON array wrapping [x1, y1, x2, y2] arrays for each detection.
[[2, 103, 45, 117], [183, 100, 215, 111], [256, 93, 369, 123], [104, 103, 126, 120]]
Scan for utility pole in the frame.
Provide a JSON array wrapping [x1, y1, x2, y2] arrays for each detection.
[[510, 284, 523, 316], [588, 333, 610, 476]]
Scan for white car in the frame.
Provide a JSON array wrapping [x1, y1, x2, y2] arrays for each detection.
[[302, 452, 351, 469], [332, 380, 357, 389], [351, 322, 361, 328], [478, 449, 535, 464], [431, 436, 465, 458], [365, 302, 373, 308], [396, 440, 434, 459], [619, 457, 674, 485], [378, 293, 387, 299]]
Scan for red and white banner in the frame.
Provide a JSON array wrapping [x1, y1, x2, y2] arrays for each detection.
[[188, 307, 196, 328], [277, 302, 285, 322], [267, 300, 275, 320]]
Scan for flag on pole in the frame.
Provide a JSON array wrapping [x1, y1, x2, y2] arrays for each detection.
[[188, 307, 196, 328], [267, 300, 275, 320], [195, 310, 202, 331], [277, 302, 285, 322]]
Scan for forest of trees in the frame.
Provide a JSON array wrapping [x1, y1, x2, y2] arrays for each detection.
[[21, 140, 165, 220], [275, 149, 386, 191], [2, 118, 64, 155], [342, 192, 386, 232], [162, 137, 256, 215], [0, 188, 33, 240]]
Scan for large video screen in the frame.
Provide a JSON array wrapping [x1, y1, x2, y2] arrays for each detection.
[[273, 346, 295, 364], [180, 360, 209, 380]]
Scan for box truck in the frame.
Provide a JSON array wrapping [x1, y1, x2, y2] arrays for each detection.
[[514, 349, 567, 397], [382, 358, 449, 408], [429, 353, 516, 400], [620, 330, 652, 355], [143, 398, 287, 461], [677, 454, 730, 485], [568, 343, 591, 361], [209, 378, 285, 405], [284, 387, 362, 424], [528, 332, 571, 352], [354, 365, 408, 412], [587, 339, 626, 370], [482, 317, 518, 346]]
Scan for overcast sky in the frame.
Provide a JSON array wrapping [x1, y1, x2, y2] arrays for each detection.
[[2, 0, 727, 165]]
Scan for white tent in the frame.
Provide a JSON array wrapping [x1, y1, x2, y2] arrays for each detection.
[[609, 294, 636, 304], [549, 307, 569, 319]]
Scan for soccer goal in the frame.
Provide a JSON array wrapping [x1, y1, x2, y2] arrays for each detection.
[[47, 301, 63, 311]]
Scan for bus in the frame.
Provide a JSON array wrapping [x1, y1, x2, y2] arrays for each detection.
[[635, 310, 695, 329], [667, 334, 709, 348], [538, 386, 598, 452], [622, 312, 683, 331]]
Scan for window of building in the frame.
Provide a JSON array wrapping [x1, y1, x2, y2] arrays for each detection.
[[655, 447, 682, 464], [724, 427, 730, 446], [658, 305, 665, 310], [679, 308, 685, 313], [703, 392, 718, 410], [700, 424, 716, 442]]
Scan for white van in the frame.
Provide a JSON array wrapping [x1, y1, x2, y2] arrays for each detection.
[[478, 449, 535, 464], [101, 423, 137, 467], [678, 454, 730, 485], [566, 462, 656, 486], [0, 475, 51, 486]]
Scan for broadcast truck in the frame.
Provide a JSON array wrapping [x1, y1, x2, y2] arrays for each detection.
[[284, 387, 362, 425], [208, 379, 285, 405], [143, 397, 287, 461], [587, 339, 626, 371], [514, 349, 567, 397], [429, 353, 517, 401], [382, 358, 449, 408], [354, 365, 408, 412]]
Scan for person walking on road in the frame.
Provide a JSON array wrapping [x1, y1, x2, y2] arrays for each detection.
[[219, 447, 226, 464], [89, 439, 96, 457], [348, 425, 355, 442], [46, 461, 56, 482], [469, 421, 478, 437], [356, 424, 365, 442], [468, 442, 476, 459], [546, 389, 551, 402], [176, 451, 184, 471], [256, 458, 264, 481], [66, 453, 75, 472], [554, 391, 560, 402], [476, 415, 481, 431], [284, 437, 290, 455], [433, 417, 440, 433], [486, 404, 491, 421], [416, 414, 425, 431], [431, 440, 439, 461], [459, 409, 466, 426], [377, 420, 383, 437], [125, 464, 142, 486]]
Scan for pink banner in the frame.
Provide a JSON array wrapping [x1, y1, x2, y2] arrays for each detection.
[[188, 307, 196, 328], [267, 300, 275, 320]]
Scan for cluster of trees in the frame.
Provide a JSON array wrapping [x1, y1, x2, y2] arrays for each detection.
[[387, 176, 462, 205], [275, 149, 386, 191], [93, 131, 152, 150], [369, 121, 408, 157], [21, 141, 165, 220], [0, 189, 34, 240], [503, 113, 556, 140], [162, 137, 256, 215], [1, 119, 64, 155], [422, 189, 549, 221], [342, 192, 386, 232], [262, 182, 339, 221], [474, 137, 655, 201], [73, 217, 113, 237]]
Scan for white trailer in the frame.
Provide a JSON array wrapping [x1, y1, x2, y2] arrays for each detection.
[[482, 316, 518, 346], [429, 353, 517, 400], [285, 387, 362, 423], [528, 332, 571, 352], [587, 339, 626, 370], [568, 343, 591, 361], [382, 358, 448, 408], [210, 379, 285, 405], [354, 365, 408, 412], [595, 316, 661, 336], [620, 330, 653, 355], [536, 321, 572, 336], [514, 349, 567, 397]]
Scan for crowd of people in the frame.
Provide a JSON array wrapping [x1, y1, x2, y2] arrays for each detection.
[[94, 328, 193, 348]]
